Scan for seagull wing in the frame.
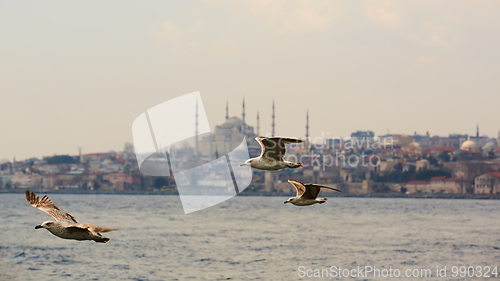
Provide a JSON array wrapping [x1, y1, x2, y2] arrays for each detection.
[[287, 179, 306, 197], [65, 226, 92, 235], [78, 224, 118, 234], [25, 190, 78, 223], [255, 137, 268, 157], [257, 137, 303, 161], [303, 184, 342, 199]]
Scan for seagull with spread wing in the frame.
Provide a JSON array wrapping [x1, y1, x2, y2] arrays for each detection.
[[240, 136, 304, 170], [284, 179, 342, 206], [25, 190, 118, 243]]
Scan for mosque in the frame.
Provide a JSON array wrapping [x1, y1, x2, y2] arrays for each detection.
[[197, 99, 279, 159], [213, 99, 261, 157], [459, 125, 497, 153]]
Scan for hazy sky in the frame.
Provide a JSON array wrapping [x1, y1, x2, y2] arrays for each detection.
[[1, 0, 499, 161]]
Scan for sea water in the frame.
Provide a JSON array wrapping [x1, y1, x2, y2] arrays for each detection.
[[0, 194, 499, 280]]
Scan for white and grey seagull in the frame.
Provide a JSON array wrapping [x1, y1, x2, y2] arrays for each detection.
[[284, 179, 342, 206], [240, 136, 304, 170], [26, 190, 118, 243]]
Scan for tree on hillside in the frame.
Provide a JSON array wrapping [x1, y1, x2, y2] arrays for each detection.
[[415, 169, 451, 181], [44, 155, 76, 164], [438, 153, 450, 162]]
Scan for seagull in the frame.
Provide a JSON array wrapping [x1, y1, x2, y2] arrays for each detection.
[[284, 179, 342, 206], [240, 136, 304, 170], [25, 190, 118, 243]]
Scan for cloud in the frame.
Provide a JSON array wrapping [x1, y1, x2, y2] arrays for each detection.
[[210, 0, 344, 33], [210, 39, 240, 56], [412, 55, 438, 65], [363, 1, 403, 27], [443, 13, 460, 25], [152, 22, 183, 43], [409, 19, 465, 49], [411, 21, 449, 47], [360, 2, 464, 49], [151, 21, 240, 57], [151, 21, 206, 57]]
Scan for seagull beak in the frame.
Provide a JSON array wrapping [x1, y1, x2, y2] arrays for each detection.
[[283, 201, 288, 204], [240, 163, 245, 167], [35, 225, 42, 229]]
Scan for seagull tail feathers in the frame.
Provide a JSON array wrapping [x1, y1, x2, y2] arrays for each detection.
[[97, 227, 119, 233], [318, 198, 327, 204], [286, 162, 303, 169], [93, 237, 110, 243], [80, 224, 118, 233]]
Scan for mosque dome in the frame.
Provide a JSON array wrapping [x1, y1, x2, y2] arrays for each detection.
[[408, 140, 421, 151], [460, 137, 478, 151], [223, 116, 243, 126], [482, 142, 497, 152]]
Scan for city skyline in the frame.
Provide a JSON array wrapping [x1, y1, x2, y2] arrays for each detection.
[[2, 100, 498, 163], [1, 1, 500, 160]]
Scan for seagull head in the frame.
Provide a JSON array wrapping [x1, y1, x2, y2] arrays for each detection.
[[284, 197, 295, 204], [35, 221, 56, 229], [240, 159, 252, 167]]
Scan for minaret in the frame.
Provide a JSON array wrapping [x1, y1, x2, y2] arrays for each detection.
[[226, 100, 229, 120], [242, 98, 246, 132], [306, 110, 309, 140], [79, 147, 82, 163], [195, 99, 199, 156], [271, 100, 275, 137], [476, 123, 479, 138], [497, 130, 500, 148], [257, 111, 260, 136]]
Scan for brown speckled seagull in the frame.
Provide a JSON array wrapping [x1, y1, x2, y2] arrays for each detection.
[[26, 190, 118, 243], [240, 136, 304, 170], [284, 179, 342, 206]]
